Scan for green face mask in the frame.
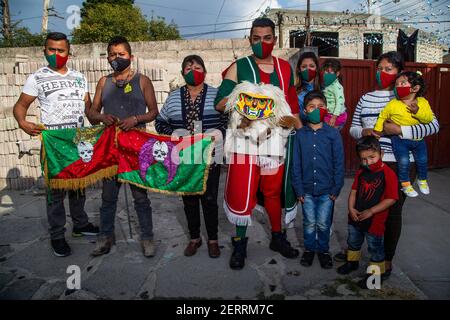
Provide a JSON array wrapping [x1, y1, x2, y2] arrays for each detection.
[[251, 41, 274, 59], [45, 52, 68, 69], [323, 73, 337, 87], [306, 108, 321, 124]]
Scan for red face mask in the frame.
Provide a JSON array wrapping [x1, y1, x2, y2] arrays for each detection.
[[362, 158, 383, 172], [394, 86, 411, 100], [376, 71, 397, 89], [251, 41, 274, 59], [45, 53, 69, 69], [300, 68, 317, 82], [183, 69, 205, 86]]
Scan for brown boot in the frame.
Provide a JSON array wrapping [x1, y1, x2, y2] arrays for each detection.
[[207, 241, 221, 258], [91, 235, 115, 257], [141, 239, 156, 257], [184, 238, 202, 256]]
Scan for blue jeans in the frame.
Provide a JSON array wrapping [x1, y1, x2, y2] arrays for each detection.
[[99, 178, 154, 240], [301, 194, 334, 253], [347, 224, 384, 263], [391, 136, 428, 182]]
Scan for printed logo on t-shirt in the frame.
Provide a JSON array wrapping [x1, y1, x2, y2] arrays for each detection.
[[24, 67, 87, 130]]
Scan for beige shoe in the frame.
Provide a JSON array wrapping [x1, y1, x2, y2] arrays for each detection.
[[141, 239, 156, 257], [91, 235, 115, 257]]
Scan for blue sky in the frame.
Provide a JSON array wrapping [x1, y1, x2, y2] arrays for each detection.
[[8, 0, 450, 45]]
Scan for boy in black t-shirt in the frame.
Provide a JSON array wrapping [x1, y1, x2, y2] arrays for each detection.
[[337, 136, 398, 289]]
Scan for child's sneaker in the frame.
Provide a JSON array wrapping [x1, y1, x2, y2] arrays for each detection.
[[401, 184, 418, 197], [417, 180, 430, 195]]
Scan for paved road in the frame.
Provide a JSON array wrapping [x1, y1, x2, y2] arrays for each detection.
[[1, 167, 448, 300]]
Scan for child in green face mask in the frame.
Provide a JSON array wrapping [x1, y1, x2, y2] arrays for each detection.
[[321, 59, 347, 130], [291, 90, 345, 269]]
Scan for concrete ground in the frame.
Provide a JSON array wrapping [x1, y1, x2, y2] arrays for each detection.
[[0, 167, 449, 300]]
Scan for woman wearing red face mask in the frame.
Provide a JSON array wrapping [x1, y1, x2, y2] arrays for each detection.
[[155, 55, 228, 259], [344, 51, 440, 278], [295, 52, 321, 123]]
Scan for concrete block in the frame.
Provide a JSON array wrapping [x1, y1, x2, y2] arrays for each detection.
[[0, 167, 6, 178], [33, 155, 40, 167], [7, 154, 15, 168], [156, 50, 180, 60], [7, 74, 15, 85], [151, 80, 169, 92]]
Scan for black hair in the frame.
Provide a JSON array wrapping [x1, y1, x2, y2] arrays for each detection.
[[45, 32, 70, 49], [321, 58, 341, 73], [356, 136, 382, 155], [303, 90, 327, 108], [107, 36, 132, 55], [376, 51, 405, 73], [322, 58, 343, 83], [181, 55, 207, 73], [295, 51, 320, 92], [250, 17, 275, 36], [396, 71, 426, 97]]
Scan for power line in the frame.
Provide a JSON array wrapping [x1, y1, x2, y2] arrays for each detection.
[[382, 0, 427, 18], [283, 0, 343, 9], [135, 1, 237, 18], [214, 0, 227, 37], [178, 19, 254, 29], [182, 27, 251, 38]]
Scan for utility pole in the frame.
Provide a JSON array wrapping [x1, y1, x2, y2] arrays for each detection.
[[1, 0, 11, 42], [305, 0, 311, 46], [276, 11, 283, 48], [367, 0, 371, 14], [41, 0, 50, 33]]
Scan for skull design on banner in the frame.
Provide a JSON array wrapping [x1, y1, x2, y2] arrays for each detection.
[[77, 141, 94, 163]]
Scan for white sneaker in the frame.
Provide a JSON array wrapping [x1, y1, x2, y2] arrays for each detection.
[[417, 180, 430, 195], [401, 185, 418, 197]]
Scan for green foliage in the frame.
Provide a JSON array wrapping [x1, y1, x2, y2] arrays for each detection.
[[72, 3, 150, 44], [72, 3, 182, 44], [148, 17, 181, 41], [80, 0, 134, 17], [0, 26, 45, 48]]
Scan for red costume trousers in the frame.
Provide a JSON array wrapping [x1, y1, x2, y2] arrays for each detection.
[[224, 153, 284, 232]]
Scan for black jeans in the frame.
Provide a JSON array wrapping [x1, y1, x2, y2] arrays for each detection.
[[99, 178, 153, 240], [384, 162, 416, 262], [46, 189, 89, 240], [182, 164, 221, 241]]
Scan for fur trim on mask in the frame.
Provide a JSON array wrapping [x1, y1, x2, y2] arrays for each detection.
[[224, 81, 296, 156]]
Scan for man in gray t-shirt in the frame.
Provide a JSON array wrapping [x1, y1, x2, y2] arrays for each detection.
[[13, 32, 99, 257]]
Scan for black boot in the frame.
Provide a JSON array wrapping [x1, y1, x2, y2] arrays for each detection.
[[269, 230, 299, 259], [337, 261, 359, 275], [229, 237, 248, 270]]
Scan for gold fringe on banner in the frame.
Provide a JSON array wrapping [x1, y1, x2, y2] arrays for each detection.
[[48, 165, 118, 190], [117, 136, 215, 196]]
